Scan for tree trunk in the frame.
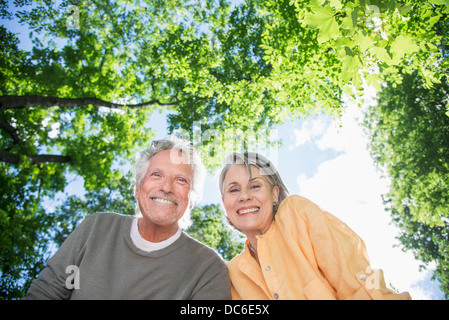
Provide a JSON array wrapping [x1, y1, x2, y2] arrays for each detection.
[[0, 95, 176, 110], [0, 150, 72, 165]]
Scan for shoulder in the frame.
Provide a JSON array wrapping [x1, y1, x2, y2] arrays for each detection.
[[274, 195, 335, 233], [78, 212, 131, 226], [181, 232, 227, 265], [277, 195, 323, 220], [277, 195, 355, 238], [279, 195, 320, 210], [74, 212, 133, 237]]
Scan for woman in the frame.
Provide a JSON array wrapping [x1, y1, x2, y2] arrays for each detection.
[[219, 152, 411, 300]]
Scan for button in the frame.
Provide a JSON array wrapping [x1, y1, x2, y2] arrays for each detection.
[[265, 266, 271, 271], [274, 293, 279, 299], [360, 274, 367, 281]]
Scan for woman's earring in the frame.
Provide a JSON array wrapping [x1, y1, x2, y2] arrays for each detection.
[[273, 201, 278, 206]]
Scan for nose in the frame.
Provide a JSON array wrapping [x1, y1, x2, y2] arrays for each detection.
[[160, 177, 174, 193], [238, 189, 252, 202]]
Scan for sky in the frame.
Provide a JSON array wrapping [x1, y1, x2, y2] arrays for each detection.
[[3, 2, 445, 300]]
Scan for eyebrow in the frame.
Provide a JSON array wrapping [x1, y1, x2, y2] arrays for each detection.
[[225, 177, 263, 188], [225, 181, 239, 188], [148, 168, 192, 179]]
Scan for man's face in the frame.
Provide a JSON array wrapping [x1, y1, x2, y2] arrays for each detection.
[[135, 149, 193, 228]]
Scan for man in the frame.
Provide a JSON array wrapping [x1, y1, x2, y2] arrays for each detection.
[[24, 136, 231, 299]]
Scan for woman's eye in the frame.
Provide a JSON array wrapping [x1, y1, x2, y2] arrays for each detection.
[[229, 188, 239, 193], [251, 184, 261, 189]]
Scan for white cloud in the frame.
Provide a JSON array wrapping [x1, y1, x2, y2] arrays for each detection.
[[293, 118, 328, 147], [317, 105, 365, 153]]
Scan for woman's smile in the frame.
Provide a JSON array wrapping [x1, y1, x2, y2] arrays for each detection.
[[236, 206, 260, 215]]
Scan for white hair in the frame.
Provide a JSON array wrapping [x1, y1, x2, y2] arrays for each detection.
[[132, 135, 206, 229]]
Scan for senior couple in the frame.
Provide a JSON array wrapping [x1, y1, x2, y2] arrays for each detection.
[[24, 136, 411, 300]]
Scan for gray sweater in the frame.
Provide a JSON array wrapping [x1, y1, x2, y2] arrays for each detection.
[[24, 212, 231, 300]]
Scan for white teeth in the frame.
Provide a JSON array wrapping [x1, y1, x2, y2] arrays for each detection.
[[152, 198, 176, 205], [238, 207, 260, 215]]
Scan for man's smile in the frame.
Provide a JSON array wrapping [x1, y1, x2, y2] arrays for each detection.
[[150, 197, 178, 206]]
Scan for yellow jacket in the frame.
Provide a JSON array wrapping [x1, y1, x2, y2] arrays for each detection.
[[227, 195, 411, 300]]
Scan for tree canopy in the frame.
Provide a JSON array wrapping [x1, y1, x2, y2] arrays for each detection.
[[363, 7, 448, 297], [1, 0, 448, 298], [364, 71, 449, 297]]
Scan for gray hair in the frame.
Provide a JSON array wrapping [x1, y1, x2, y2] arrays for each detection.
[[132, 135, 206, 229], [219, 152, 289, 216]]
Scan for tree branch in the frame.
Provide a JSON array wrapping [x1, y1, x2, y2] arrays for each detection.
[[0, 116, 22, 145], [0, 95, 178, 110], [0, 150, 72, 165]]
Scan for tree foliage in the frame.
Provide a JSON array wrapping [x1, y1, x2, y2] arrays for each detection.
[[364, 71, 449, 297], [362, 0, 448, 299], [187, 204, 245, 261], [1, 0, 448, 299]]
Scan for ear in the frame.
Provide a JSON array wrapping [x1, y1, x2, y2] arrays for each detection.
[[272, 186, 280, 203]]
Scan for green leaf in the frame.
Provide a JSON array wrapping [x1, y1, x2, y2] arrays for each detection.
[[366, 73, 382, 91], [354, 31, 374, 52], [305, 4, 340, 44], [398, 5, 413, 15], [341, 54, 359, 83], [329, 0, 343, 10], [429, 0, 449, 5], [428, 14, 441, 27], [371, 46, 390, 62], [390, 35, 420, 59], [341, 8, 357, 30]]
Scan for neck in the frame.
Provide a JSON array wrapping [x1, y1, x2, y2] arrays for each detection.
[[137, 217, 179, 242], [247, 235, 260, 264], [245, 223, 273, 265]]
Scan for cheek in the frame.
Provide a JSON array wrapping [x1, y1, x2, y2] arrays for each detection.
[[179, 186, 192, 201], [222, 196, 236, 214], [261, 206, 274, 222], [226, 209, 241, 229]]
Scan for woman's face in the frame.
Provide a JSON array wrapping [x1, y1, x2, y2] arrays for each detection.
[[222, 164, 279, 236]]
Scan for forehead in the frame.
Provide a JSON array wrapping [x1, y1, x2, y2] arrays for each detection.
[[224, 164, 263, 184], [147, 149, 192, 175]]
